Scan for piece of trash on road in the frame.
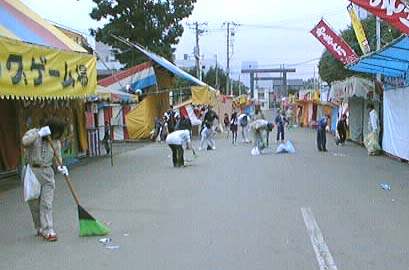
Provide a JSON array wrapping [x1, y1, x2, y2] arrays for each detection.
[[392, 199, 396, 202], [105, 245, 120, 250], [99, 238, 112, 244], [380, 183, 391, 191], [276, 140, 296, 154]]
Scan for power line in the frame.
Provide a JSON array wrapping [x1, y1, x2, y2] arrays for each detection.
[[185, 8, 346, 34]]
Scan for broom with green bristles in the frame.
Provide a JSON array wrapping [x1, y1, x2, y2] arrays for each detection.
[[47, 139, 110, 237]]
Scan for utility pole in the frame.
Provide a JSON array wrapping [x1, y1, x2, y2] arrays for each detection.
[[376, 17, 381, 81], [238, 73, 242, 96], [313, 66, 316, 90], [223, 21, 238, 95], [188, 22, 207, 80], [226, 22, 230, 95], [215, 54, 219, 89], [195, 22, 201, 80]]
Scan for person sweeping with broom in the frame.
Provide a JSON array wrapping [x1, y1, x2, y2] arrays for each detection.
[[22, 118, 110, 240], [22, 118, 68, 242]]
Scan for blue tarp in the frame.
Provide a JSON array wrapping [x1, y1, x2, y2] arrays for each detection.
[[133, 44, 206, 86], [331, 106, 338, 133], [348, 35, 409, 78]]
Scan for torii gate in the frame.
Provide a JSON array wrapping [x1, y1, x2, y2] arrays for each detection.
[[241, 68, 296, 98]]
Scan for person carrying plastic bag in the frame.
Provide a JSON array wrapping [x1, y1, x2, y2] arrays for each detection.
[[364, 104, 381, 156], [22, 118, 68, 242], [249, 119, 274, 155]]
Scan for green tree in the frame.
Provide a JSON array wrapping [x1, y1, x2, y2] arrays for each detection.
[[319, 15, 401, 85], [174, 66, 248, 97], [90, 0, 197, 67], [203, 67, 248, 95]]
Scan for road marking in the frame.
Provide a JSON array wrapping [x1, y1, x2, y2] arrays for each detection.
[[301, 207, 338, 270]]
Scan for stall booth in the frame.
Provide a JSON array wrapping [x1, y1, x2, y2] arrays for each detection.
[[348, 35, 409, 159], [296, 90, 320, 128], [0, 37, 96, 176], [0, 0, 96, 177], [330, 77, 379, 144], [123, 43, 211, 140], [232, 95, 255, 116], [85, 86, 137, 156]]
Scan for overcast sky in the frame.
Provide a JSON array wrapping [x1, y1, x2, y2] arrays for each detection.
[[22, 0, 354, 82]]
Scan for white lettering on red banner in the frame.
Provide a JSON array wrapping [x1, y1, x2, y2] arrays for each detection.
[[310, 19, 359, 65], [315, 26, 348, 58], [352, 0, 409, 33]]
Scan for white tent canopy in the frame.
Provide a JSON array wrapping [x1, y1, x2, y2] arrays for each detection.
[[96, 86, 136, 98], [330, 77, 375, 101]]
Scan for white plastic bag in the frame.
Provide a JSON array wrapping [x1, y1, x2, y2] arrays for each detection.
[[286, 140, 296, 153], [251, 147, 260, 156], [23, 165, 41, 202], [276, 140, 296, 154]]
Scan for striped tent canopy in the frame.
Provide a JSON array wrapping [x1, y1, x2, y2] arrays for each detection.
[[0, 0, 86, 52]]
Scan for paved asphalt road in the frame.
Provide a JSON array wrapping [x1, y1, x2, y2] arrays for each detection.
[[1, 128, 409, 270]]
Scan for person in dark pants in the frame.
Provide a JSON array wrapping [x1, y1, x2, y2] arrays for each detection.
[[274, 111, 288, 143], [317, 115, 329, 152], [200, 106, 219, 151], [102, 121, 111, 154], [223, 113, 230, 138], [166, 130, 195, 167], [337, 114, 348, 145], [175, 115, 192, 131], [230, 112, 238, 144]]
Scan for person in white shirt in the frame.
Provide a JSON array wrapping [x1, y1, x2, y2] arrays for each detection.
[[238, 113, 250, 143], [249, 119, 274, 153], [366, 104, 381, 156], [166, 130, 195, 167], [368, 104, 379, 134]]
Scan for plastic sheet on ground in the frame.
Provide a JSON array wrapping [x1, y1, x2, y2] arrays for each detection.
[[276, 141, 296, 154], [251, 147, 261, 156], [364, 132, 381, 155]]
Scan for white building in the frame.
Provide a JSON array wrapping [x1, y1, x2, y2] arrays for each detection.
[[175, 54, 219, 74], [254, 88, 271, 110], [95, 42, 124, 77]]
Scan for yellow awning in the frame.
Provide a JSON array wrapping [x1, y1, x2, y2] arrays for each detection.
[[0, 36, 96, 100]]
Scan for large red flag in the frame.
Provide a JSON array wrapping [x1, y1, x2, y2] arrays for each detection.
[[351, 0, 409, 34], [310, 19, 359, 64]]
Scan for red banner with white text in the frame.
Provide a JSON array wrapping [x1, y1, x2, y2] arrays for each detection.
[[310, 19, 359, 65], [350, 0, 409, 34]]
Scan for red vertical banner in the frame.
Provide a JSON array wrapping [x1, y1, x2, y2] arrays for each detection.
[[104, 107, 113, 124], [351, 0, 409, 34], [122, 105, 130, 140], [179, 106, 189, 119], [310, 19, 359, 64]]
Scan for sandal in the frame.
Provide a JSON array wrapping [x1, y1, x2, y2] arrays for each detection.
[[41, 232, 58, 242]]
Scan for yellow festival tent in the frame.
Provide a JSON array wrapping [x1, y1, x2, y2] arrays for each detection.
[[0, 0, 96, 172], [0, 0, 96, 100]]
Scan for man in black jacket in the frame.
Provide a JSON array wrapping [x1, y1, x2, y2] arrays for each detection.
[[200, 106, 219, 150]]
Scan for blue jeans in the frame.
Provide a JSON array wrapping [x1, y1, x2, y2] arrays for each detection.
[[317, 128, 327, 151], [277, 125, 284, 141]]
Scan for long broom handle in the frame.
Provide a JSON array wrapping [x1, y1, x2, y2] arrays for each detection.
[[47, 138, 81, 206]]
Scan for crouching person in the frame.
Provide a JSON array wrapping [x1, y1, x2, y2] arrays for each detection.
[[250, 119, 274, 154], [22, 118, 67, 242], [166, 129, 196, 168]]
